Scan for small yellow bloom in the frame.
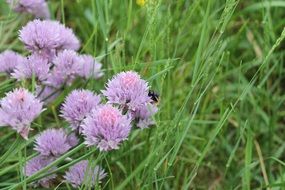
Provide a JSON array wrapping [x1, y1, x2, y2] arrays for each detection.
[[136, 0, 146, 7]]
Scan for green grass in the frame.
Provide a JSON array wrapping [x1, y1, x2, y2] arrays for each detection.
[[1, 0, 285, 189]]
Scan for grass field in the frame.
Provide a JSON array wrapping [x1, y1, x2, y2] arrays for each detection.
[[1, 0, 285, 189]]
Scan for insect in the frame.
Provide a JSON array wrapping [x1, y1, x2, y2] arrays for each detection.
[[148, 90, 160, 105]]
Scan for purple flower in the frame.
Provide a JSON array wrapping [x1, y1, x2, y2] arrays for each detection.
[[133, 103, 158, 129], [67, 132, 79, 147], [102, 71, 150, 112], [35, 85, 61, 104], [64, 160, 106, 188], [0, 50, 26, 74], [81, 105, 132, 151], [45, 50, 81, 88], [19, 20, 80, 60], [78, 55, 103, 79], [0, 88, 43, 139], [12, 54, 50, 81], [61, 89, 101, 131], [34, 128, 74, 157], [7, 0, 50, 19], [24, 155, 56, 188]]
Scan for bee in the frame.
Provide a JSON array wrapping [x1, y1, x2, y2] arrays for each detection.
[[148, 90, 160, 105]]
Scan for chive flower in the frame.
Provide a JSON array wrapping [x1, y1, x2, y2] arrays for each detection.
[[0, 88, 43, 139], [133, 103, 158, 129], [0, 50, 26, 74], [78, 55, 104, 79], [61, 89, 101, 132], [34, 128, 77, 157], [6, 0, 50, 19], [24, 155, 56, 188], [102, 71, 150, 112], [81, 105, 131, 151], [45, 50, 81, 88], [19, 19, 80, 60], [12, 54, 50, 81], [64, 160, 106, 188]]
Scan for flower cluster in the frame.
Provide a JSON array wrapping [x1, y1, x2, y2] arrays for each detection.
[[24, 128, 79, 187], [0, 88, 43, 139], [24, 126, 107, 188], [6, 0, 50, 19], [0, 18, 106, 188], [0, 19, 103, 104], [0, 6, 159, 188], [59, 71, 158, 152], [57, 71, 158, 187]]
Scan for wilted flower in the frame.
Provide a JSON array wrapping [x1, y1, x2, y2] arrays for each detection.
[[45, 50, 81, 87], [102, 71, 150, 111], [19, 20, 80, 60], [64, 160, 106, 188], [36, 85, 61, 104], [61, 89, 101, 132], [34, 128, 74, 157], [133, 103, 158, 129], [0, 50, 26, 74], [81, 105, 132, 151], [6, 0, 50, 19], [12, 54, 50, 81], [0, 88, 43, 139], [24, 155, 56, 188], [78, 55, 103, 79]]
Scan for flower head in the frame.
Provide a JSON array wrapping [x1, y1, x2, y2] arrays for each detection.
[[133, 103, 158, 129], [24, 155, 56, 188], [64, 160, 106, 188], [0, 50, 26, 74], [7, 0, 50, 19], [61, 89, 101, 131], [0, 88, 43, 139], [19, 20, 80, 60], [102, 71, 150, 112], [45, 50, 81, 87], [81, 105, 132, 151], [12, 54, 50, 81], [78, 55, 103, 79], [34, 128, 74, 157]]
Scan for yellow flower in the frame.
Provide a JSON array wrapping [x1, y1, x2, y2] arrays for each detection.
[[136, 0, 146, 7]]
